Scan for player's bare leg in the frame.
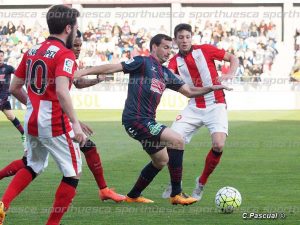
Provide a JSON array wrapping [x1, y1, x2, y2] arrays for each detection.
[[192, 132, 226, 201]]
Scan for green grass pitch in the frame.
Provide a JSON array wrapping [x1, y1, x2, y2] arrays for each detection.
[[0, 110, 299, 225]]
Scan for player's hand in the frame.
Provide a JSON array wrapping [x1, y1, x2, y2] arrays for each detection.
[[79, 121, 93, 137], [211, 85, 233, 91], [72, 122, 87, 147]]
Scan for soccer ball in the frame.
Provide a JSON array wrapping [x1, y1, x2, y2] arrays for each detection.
[[215, 186, 242, 213]]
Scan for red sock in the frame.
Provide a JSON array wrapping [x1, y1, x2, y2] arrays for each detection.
[[83, 147, 107, 189], [0, 158, 26, 180], [1, 167, 35, 209], [199, 149, 222, 185], [46, 178, 78, 225]]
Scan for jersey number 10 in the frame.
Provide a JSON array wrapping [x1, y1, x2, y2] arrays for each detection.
[[26, 59, 48, 95]]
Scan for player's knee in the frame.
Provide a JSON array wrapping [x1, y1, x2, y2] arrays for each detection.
[[172, 135, 184, 150], [6, 114, 15, 121], [212, 142, 224, 152], [153, 156, 168, 169], [73, 173, 81, 180]]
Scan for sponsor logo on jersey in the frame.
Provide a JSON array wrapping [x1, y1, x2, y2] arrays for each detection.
[[43, 45, 60, 59], [63, 58, 74, 74], [28, 44, 41, 56], [150, 78, 165, 95]]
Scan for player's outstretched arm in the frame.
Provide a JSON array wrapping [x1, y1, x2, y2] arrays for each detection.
[[73, 75, 106, 89], [178, 84, 233, 98], [9, 76, 27, 105], [74, 63, 123, 78]]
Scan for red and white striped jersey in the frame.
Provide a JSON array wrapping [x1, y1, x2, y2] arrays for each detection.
[[168, 44, 226, 108], [15, 37, 77, 137]]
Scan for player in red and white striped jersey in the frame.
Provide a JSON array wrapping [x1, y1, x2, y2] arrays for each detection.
[[0, 30, 125, 204], [162, 23, 239, 201], [0, 5, 86, 225]]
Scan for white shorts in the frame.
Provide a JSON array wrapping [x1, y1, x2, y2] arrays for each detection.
[[26, 130, 82, 177], [171, 103, 228, 144]]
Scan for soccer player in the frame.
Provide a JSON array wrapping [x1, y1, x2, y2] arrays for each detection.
[[0, 30, 125, 203], [0, 50, 26, 149], [161, 23, 239, 201], [72, 30, 125, 202], [0, 5, 87, 225], [75, 34, 232, 205]]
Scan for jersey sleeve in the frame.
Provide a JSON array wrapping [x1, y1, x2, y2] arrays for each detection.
[[167, 56, 179, 75], [121, 56, 144, 74], [165, 68, 185, 91], [55, 51, 77, 79], [201, 44, 225, 61], [14, 54, 27, 79]]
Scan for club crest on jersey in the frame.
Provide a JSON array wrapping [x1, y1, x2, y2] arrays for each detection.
[[147, 122, 163, 135], [150, 78, 165, 95], [125, 58, 134, 64], [63, 58, 74, 74]]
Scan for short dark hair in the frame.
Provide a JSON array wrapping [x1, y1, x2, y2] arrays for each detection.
[[174, 23, 192, 38], [150, 34, 172, 51], [0, 50, 4, 55], [46, 5, 80, 35], [76, 30, 82, 38]]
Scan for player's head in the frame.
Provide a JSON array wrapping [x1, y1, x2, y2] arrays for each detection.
[[0, 50, 4, 65], [72, 30, 82, 59], [150, 34, 172, 64], [46, 5, 80, 49], [173, 23, 193, 54]]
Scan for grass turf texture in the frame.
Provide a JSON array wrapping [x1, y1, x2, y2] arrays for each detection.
[[0, 110, 299, 225]]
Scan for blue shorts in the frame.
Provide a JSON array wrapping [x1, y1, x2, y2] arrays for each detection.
[[123, 119, 167, 155]]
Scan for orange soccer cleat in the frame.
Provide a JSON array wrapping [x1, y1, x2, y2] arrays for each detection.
[[0, 201, 5, 225], [125, 196, 154, 203], [99, 187, 126, 203], [170, 193, 197, 205]]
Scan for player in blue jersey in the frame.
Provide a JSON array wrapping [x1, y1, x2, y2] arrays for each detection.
[[0, 50, 26, 149], [75, 34, 232, 205]]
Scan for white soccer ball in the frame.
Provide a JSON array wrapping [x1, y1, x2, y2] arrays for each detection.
[[215, 186, 242, 213]]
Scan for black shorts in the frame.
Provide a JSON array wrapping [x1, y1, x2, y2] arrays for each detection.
[[123, 119, 167, 155], [0, 100, 11, 111]]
